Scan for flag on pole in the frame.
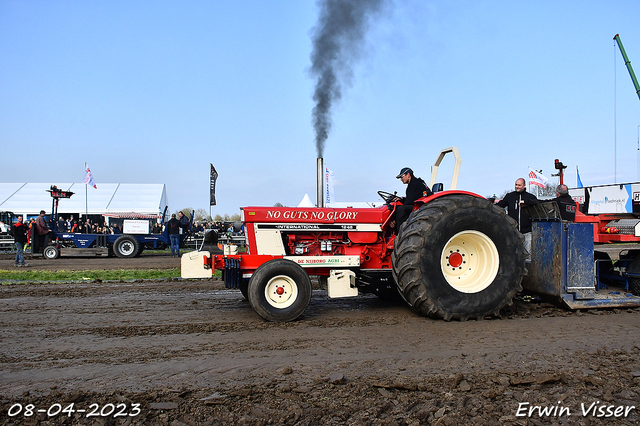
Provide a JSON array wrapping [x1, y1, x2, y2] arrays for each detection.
[[576, 166, 583, 188], [528, 168, 548, 188], [210, 164, 218, 206], [324, 166, 335, 205], [83, 166, 97, 189]]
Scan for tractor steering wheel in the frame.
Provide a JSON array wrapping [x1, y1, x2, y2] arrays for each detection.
[[377, 191, 398, 204]]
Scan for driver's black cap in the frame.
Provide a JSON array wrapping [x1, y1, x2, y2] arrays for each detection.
[[396, 167, 412, 179]]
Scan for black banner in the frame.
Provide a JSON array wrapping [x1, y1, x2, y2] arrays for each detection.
[[210, 164, 218, 206]]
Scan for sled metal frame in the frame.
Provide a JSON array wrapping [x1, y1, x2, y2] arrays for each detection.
[[523, 206, 640, 309]]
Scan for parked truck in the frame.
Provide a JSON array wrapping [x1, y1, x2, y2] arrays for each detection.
[[183, 148, 528, 322], [42, 186, 191, 259]]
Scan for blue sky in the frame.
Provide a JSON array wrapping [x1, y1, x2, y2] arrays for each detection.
[[2, 0, 640, 216]]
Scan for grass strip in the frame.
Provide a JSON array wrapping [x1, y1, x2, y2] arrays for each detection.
[[0, 268, 222, 282], [0, 268, 182, 282]]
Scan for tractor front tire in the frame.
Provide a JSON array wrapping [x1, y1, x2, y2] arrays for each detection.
[[248, 259, 312, 322], [113, 235, 140, 258], [392, 194, 526, 320]]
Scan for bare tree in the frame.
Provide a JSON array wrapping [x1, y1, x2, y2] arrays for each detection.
[[194, 208, 212, 222]]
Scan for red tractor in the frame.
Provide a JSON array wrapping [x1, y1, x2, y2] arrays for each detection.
[[183, 148, 527, 321]]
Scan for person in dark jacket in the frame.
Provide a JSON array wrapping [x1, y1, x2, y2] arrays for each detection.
[[167, 214, 181, 257], [553, 184, 576, 222], [178, 211, 190, 235], [10, 215, 30, 267], [495, 178, 539, 233], [392, 167, 433, 230], [33, 210, 51, 255], [495, 178, 539, 258]]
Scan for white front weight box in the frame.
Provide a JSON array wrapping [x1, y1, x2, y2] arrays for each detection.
[[181, 251, 213, 279], [327, 270, 358, 298]]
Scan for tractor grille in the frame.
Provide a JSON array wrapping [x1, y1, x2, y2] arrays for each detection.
[[224, 257, 241, 289]]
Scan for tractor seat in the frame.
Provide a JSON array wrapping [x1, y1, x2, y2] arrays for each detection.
[[200, 230, 224, 254]]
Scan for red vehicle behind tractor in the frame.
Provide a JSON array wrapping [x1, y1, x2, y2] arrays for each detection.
[[183, 148, 527, 322]]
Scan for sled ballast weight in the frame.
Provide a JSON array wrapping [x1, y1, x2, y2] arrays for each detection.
[[184, 191, 526, 322]]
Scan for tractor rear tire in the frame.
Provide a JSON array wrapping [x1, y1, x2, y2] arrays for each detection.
[[113, 235, 140, 258], [392, 194, 526, 320], [248, 259, 312, 322]]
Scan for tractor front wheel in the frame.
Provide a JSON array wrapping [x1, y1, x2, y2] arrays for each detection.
[[392, 194, 526, 320], [248, 259, 312, 322]]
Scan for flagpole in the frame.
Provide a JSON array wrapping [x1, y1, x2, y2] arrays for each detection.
[[85, 162, 88, 232]]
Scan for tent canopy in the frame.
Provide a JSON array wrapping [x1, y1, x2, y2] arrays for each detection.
[[0, 183, 169, 217]]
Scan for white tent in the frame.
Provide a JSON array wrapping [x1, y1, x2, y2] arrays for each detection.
[[0, 183, 169, 218], [297, 194, 315, 207]]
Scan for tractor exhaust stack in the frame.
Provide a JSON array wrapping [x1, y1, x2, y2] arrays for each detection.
[[317, 157, 324, 208]]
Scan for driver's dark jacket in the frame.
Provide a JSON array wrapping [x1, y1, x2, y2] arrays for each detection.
[[404, 176, 431, 205]]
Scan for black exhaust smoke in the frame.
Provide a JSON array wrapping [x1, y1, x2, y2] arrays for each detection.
[[309, 0, 387, 159]]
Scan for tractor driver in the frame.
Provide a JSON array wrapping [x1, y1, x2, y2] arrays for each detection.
[[391, 167, 432, 230]]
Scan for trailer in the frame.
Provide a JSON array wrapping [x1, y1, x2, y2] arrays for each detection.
[[41, 185, 190, 259]]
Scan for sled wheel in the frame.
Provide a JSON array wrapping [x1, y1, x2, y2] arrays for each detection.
[[392, 194, 526, 320], [248, 259, 312, 322], [113, 235, 140, 258], [43, 245, 60, 259], [627, 253, 640, 295]]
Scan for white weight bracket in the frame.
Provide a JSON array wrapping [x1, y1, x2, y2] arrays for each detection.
[[327, 270, 358, 298]]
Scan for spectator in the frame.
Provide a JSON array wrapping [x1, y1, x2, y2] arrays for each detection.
[[33, 210, 52, 255], [167, 213, 181, 257], [27, 218, 35, 248], [112, 223, 122, 234], [495, 178, 539, 257], [152, 221, 162, 234], [58, 216, 67, 232], [553, 184, 577, 222], [9, 215, 29, 267], [178, 211, 190, 235]]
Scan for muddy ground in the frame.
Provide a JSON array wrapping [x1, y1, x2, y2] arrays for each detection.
[[1, 255, 640, 425]]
